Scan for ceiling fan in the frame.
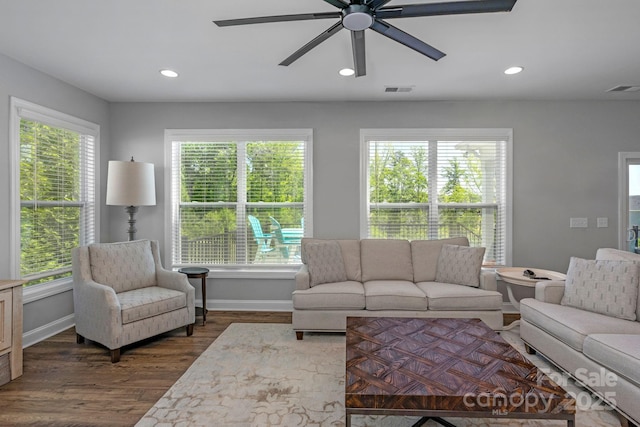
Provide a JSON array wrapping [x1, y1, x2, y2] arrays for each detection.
[[214, 0, 518, 77]]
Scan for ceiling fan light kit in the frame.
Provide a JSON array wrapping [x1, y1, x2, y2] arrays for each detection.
[[214, 0, 518, 78]]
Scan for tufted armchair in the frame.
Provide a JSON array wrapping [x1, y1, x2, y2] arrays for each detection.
[[72, 239, 195, 362]]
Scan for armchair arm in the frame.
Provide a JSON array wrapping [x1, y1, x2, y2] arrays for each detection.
[[479, 269, 497, 291], [73, 277, 122, 349], [534, 280, 565, 304], [157, 268, 194, 294], [295, 264, 311, 291]]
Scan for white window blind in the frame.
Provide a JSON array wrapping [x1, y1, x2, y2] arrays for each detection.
[[11, 98, 99, 285], [166, 129, 312, 269], [362, 129, 512, 266]]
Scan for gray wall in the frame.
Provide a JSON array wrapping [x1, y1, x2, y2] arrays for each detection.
[[3, 49, 640, 339], [108, 100, 640, 303], [0, 53, 110, 337]]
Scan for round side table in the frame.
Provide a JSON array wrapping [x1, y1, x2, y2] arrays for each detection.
[[496, 267, 566, 330], [178, 267, 210, 325]]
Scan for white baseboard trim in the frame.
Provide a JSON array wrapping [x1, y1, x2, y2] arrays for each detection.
[[204, 299, 293, 312], [23, 313, 75, 349]]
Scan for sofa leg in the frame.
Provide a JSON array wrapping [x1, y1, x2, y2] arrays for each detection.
[[76, 333, 85, 344], [615, 411, 638, 427], [296, 331, 304, 340], [110, 348, 121, 363], [186, 323, 194, 336], [524, 343, 536, 355]]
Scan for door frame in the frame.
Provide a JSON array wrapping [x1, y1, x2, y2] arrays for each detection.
[[618, 152, 640, 250]]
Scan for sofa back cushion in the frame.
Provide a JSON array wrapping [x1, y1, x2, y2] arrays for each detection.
[[361, 239, 413, 282], [89, 240, 157, 293], [301, 238, 361, 282], [435, 244, 485, 288], [411, 237, 470, 283], [304, 241, 348, 287], [595, 248, 640, 320], [561, 257, 639, 321]]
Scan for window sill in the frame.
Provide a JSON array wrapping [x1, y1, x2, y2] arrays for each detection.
[[23, 278, 73, 304], [173, 266, 301, 280]]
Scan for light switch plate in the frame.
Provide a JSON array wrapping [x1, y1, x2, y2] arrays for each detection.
[[570, 217, 588, 228]]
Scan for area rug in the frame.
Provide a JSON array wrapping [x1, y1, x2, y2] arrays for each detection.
[[136, 323, 622, 427]]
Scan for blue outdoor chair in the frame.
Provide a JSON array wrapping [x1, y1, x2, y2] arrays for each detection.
[[248, 215, 274, 262]]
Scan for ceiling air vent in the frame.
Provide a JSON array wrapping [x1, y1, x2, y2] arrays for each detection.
[[385, 86, 414, 93], [607, 85, 640, 93]]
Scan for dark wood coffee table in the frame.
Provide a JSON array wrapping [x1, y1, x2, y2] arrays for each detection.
[[345, 317, 575, 427]]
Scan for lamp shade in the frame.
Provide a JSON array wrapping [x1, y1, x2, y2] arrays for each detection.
[[106, 160, 156, 206]]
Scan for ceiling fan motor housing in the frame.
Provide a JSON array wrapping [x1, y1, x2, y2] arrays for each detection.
[[342, 4, 374, 31]]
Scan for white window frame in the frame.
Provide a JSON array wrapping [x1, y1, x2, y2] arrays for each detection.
[[164, 129, 313, 278], [360, 128, 513, 266], [618, 152, 640, 251], [9, 97, 100, 302]]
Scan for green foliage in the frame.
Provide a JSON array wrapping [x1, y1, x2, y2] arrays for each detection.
[[19, 120, 83, 282]]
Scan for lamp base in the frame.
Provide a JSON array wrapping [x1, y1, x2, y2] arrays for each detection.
[[125, 205, 138, 241]]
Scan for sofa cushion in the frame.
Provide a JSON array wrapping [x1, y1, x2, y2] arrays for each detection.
[[363, 280, 427, 311], [304, 241, 348, 287], [435, 244, 485, 288], [361, 239, 413, 282], [302, 239, 361, 282], [118, 286, 186, 324], [292, 281, 365, 310], [520, 298, 640, 352], [561, 257, 639, 321], [416, 281, 502, 311], [89, 240, 157, 293], [583, 334, 640, 388], [411, 237, 470, 283], [596, 248, 640, 320]]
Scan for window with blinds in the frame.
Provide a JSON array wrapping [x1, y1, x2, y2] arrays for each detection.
[[361, 129, 512, 266], [11, 98, 99, 286], [166, 129, 312, 268]]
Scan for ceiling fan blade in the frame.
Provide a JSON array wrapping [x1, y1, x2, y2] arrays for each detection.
[[370, 19, 446, 61], [214, 11, 340, 27], [351, 30, 366, 77], [279, 21, 343, 66], [366, 0, 394, 10], [323, 0, 349, 8], [376, 0, 517, 19]]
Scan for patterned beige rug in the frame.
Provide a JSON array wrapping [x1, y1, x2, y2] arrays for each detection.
[[136, 323, 622, 427]]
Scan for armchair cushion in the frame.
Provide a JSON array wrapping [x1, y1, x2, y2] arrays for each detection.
[[118, 286, 187, 324], [89, 240, 156, 293], [561, 257, 638, 321], [435, 244, 485, 288]]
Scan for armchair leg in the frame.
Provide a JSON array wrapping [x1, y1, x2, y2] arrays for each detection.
[[110, 348, 121, 363], [76, 333, 85, 344], [296, 331, 304, 340], [186, 323, 194, 336]]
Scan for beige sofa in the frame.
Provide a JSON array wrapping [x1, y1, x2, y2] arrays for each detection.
[[293, 237, 504, 339], [520, 248, 640, 426]]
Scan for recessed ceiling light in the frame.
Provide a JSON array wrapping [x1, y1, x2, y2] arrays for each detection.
[[504, 66, 523, 75], [339, 68, 355, 77], [160, 69, 179, 78]]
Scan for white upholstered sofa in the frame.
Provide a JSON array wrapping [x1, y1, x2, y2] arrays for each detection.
[[293, 237, 504, 339], [73, 239, 196, 362], [520, 248, 640, 426]]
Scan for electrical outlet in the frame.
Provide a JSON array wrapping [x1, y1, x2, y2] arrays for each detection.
[[597, 217, 608, 228], [570, 217, 588, 228]]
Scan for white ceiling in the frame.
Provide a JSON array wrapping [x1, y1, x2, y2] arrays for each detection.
[[1, 0, 639, 102]]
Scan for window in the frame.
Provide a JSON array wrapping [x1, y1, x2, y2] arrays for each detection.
[[10, 98, 99, 288], [361, 129, 512, 266], [165, 129, 312, 270]]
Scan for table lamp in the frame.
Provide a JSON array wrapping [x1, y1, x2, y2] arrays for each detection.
[[106, 157, 156, 241]]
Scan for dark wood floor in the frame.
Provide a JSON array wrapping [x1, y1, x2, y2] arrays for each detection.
[[0, 311, 292, 427]]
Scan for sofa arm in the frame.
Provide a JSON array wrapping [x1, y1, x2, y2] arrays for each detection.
[[479, 269, 497, 291], [295, 264, 311, 291], [534, 280, 565, 304]]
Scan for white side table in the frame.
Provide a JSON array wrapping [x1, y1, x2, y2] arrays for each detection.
[[496, 267, 566, 330]]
